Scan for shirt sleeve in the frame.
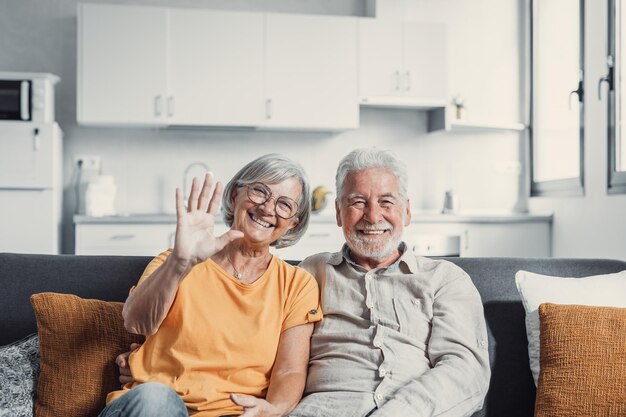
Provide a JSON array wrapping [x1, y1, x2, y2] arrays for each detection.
[[370, 272, 491, 417], [282, 267, 323, 332], [128, 249, 172, 294]]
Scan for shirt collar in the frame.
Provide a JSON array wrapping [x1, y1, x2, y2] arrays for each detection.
[[327, 241, 417, 274]]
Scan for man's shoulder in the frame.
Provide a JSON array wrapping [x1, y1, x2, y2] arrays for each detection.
[[413, 255, 469, 282], [299, 251, 339, 270]]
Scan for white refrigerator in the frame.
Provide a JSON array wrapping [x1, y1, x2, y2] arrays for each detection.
[[0, 121, 62, 254]]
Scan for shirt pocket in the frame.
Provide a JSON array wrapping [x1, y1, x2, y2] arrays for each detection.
[[392, 297, 432, 341]]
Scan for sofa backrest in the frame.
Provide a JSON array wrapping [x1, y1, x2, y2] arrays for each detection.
[[1, 253, 625, 417]]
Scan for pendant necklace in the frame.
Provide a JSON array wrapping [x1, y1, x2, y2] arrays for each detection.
[[225, 252, 271, 281], [225, 253, 244, 280]]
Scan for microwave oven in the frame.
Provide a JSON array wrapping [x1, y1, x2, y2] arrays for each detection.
[[0, 72, 59, 123]]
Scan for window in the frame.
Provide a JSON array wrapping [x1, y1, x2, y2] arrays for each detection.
[[530, 0, 585, 196], [608, 0, 626, 193]]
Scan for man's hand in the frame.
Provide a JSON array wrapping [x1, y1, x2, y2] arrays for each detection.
[[231, 394, 282, 417], [116, 342, 142, 386]]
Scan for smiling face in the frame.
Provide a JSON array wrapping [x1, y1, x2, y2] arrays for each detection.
[[231, 177, 302, 249], [336, 167, 411, 268]]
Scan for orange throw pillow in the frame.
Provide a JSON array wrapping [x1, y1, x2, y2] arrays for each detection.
[[30, 293, 144, 417], [535, 303, 626, 417]]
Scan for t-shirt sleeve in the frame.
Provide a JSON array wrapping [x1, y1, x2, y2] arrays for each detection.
[[128, 249, 172, 294], [282, 268, 323, 332]]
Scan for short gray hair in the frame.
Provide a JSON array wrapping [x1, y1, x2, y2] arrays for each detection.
[[222, 154, 310, 248], [335, 148, 408, 201]]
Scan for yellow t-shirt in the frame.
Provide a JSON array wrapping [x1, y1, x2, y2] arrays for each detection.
[[107, 249, 322, 416]]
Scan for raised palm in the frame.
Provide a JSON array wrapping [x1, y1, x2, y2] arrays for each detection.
[[173, 173, 243, 266]]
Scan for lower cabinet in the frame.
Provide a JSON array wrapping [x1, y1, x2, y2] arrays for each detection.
[[75, 223, 177, 256], [73, 220, 345, 260], [75, 218, 551, 258], [406, 221, 551, 257]]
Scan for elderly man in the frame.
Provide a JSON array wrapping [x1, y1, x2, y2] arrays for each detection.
[[289, 148, 490, 417], [118, 148, 490, 417]]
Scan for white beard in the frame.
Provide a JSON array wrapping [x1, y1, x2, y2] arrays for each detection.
[[346, 228, 403, 261]]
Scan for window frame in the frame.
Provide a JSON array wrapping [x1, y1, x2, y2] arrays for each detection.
[[529, 0, 585, 197], [608, 0, 626, 194]]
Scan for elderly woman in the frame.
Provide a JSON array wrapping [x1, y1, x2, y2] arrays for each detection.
[[100, 154, 321, 417]]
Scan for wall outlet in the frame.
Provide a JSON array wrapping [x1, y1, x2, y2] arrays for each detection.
[[75, 155, 101, 171]]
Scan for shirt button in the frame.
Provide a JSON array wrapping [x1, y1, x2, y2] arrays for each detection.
[[379, 368, 386, 376], [309, 309, 317, 314], [373, 340, 381, 348], [376, 394, 383, 400]]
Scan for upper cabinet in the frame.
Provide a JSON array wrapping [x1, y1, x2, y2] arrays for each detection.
[[358, 19, 448, 108], [264, 14, 359, 130], [77, 4, 450, 130], [168, 10, 264, 127], [77, 3, 168, 125], [78, 4, 265, 127]]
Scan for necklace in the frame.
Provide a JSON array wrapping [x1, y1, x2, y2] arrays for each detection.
[[225, 252, 271, 281], [225, 253, 243, 280]]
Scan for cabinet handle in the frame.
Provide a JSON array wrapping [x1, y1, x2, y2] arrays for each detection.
[[167, 96, 175, 117], [154, 95, 163, 117], [394, 71, 400, 91], [110, 234, 136, 240], [405, 71, 411, 91], [265, 99, 272, 119], [32, 128, 40, 151]]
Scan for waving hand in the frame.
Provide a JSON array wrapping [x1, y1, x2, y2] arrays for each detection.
[[172, 173, 244, 266]]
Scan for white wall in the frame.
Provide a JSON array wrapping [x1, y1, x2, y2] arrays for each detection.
[[0, 0, 525, 253], [528, 0, 626, 261]]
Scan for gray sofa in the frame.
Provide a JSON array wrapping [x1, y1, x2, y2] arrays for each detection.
[[2, 252, 626, 417]]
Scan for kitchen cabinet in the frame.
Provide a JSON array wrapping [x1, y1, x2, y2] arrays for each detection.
[[75, 223, 176, 256], [78, 3, 168, 125], [264, 13, 359, 130], [167, 9, 264, 126], [73, 216, 344, 259], [358, 19, 448, 108], [78, 5, 265, 127], [407, 219, 551, 257], [78, 4, 359, 130]]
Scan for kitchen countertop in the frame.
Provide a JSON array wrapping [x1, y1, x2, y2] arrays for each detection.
[[74, 210, 553, 224]]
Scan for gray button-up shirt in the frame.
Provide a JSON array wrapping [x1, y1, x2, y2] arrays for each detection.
[[290, 243, 490, 417]]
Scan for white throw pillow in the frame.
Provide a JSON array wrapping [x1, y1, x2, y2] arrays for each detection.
[[515, 269, 626, 386]]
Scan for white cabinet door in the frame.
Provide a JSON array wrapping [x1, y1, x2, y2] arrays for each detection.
[[358, 20, 447, 103], [407, 221, 551, 257], [75, 223, 175, 256], [265, 14, 359, 130], [78, 3, 168, 125], [168, 10, 265, 126], [358, 19, 404, 97], [403, 23, 447, 100]]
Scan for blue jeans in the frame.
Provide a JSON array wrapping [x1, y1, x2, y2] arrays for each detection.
[[98, 382, 188, 417]]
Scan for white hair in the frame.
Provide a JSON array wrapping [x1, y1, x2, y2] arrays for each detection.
[[335, 148, 408, 201], [222, 154, 310, 248]]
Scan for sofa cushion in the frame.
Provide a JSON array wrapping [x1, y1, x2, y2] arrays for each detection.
[[535, 303, 626, 416], [515, 269, 626, 385], [30, 293, 144, 417], [0, 333, 39, 417]]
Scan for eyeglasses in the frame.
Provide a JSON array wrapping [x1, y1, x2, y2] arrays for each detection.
[[244, 182, 299, 220]]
